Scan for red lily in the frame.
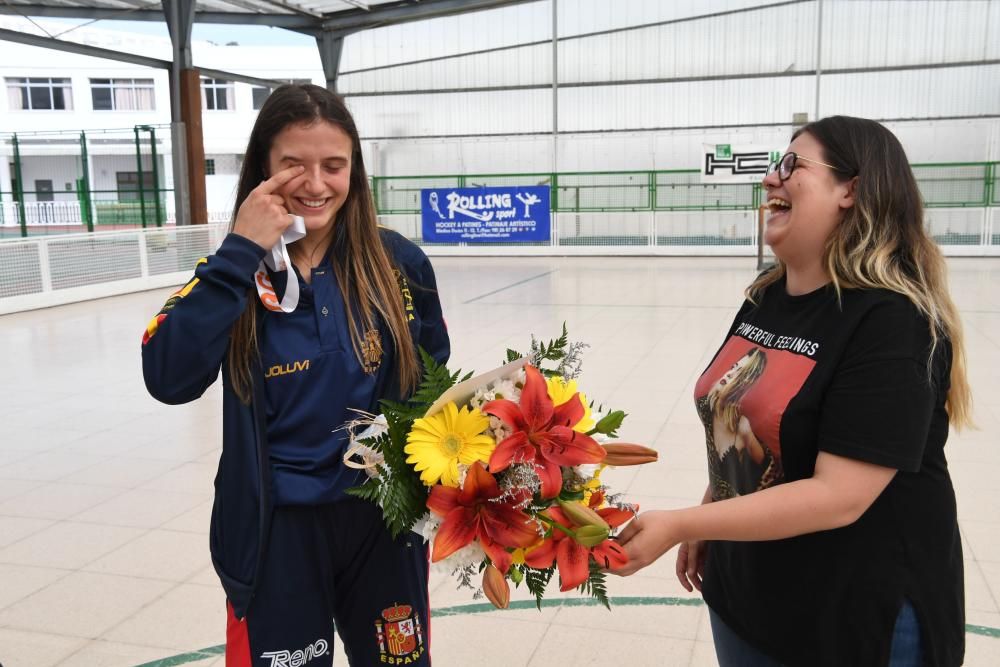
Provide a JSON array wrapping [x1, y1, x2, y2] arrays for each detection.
[[426, 461, 540, 574], [525, 493, 636, 591], [483, 365, 606, 498]]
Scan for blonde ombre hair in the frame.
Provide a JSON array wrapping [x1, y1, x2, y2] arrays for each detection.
[[749, 116, 972, 428], [709, 348, 767, 433], [227, 85, 419, 402]]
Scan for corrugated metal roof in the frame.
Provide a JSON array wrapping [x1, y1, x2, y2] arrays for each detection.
[[1, 0, 407, 19], [0, 0, 532, 32]]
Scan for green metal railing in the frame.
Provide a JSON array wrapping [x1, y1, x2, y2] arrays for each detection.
[[989, 162, 999, 206], [371, 162, 998, 215], [2, 130, 997, 242], [1, 126, 171, 239], [914, 162, 993, 208]]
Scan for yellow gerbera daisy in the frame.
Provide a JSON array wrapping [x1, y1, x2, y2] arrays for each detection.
[[405, 402, 495, 487], [545, 376, 595, 433]]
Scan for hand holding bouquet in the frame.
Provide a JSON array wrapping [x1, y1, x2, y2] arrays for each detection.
[[346, 327, 658, 609]]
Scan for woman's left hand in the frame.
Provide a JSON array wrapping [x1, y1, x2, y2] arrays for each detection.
[[609, 510, 681, 576]]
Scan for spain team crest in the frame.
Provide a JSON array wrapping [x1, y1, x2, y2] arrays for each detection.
[[374, 602, 425, 664]]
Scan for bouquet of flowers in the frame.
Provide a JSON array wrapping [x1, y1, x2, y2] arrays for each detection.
[[345, 326, 658, 609]]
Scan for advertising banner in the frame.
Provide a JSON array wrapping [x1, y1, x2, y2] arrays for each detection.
[[701, 143, 780, 183], [420, 185, 551, 243]]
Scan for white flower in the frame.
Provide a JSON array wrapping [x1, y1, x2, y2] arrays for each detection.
[[498, 463, 542, 502], [456, 462, 470, 488], [574, 463, 602, 481], [430, 540, 487, 574], [412, 512, 441, 544], [491, 379, 519, 402], [486, 415, 512, 443], [470, 387, 496, 411]]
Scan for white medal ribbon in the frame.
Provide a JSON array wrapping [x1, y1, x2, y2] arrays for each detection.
[[254, 215, 306, 313]]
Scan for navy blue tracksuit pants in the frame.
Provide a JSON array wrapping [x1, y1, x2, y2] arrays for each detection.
[[226, 499, 431, 666]]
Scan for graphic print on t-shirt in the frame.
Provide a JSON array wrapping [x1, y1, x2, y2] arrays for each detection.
[[694, 333, 816, 500]]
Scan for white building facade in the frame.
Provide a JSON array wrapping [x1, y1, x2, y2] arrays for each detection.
[[1, 19, 324, 226]]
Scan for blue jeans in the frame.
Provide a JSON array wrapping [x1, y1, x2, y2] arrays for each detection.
[[709, 609, 783, 667], [887, 601, 922, 667], [709, 601, 922, 667]]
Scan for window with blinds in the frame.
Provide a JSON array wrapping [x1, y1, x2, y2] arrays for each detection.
[[90, 79, 155, 111]]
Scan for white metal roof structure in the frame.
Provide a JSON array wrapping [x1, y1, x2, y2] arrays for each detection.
[[0, 0, 534, 88], [0, 0, 533, 224]]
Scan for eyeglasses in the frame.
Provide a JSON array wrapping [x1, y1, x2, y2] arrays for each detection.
[[766, 152, 845, 182]]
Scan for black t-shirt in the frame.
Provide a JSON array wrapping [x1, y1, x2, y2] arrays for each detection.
[[697, 276, 964, 667]]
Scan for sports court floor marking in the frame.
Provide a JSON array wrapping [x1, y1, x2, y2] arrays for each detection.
[[135, 596, 1000, 666], [461, 270, 557, 303]]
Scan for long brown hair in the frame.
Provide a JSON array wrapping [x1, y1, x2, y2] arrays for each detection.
[[228, 84, 419, 401], [748, 116, 972, 428]]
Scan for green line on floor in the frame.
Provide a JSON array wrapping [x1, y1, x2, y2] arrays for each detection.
[[433, 594, 704, 616], [135, 644, 224, 667], [967, 623, 1000, 638], [135, 596, 1000, 667]]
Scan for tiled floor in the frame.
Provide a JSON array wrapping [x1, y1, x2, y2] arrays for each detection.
[[1, 255, 998, 666]]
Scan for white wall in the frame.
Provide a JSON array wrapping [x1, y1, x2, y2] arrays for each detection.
[[206, 174, 239, 218], [2, 2, 999, 186], [360, 118, 1000, 177], [341, 0, 1000, 175], [0, 159, 11, 194], [11, 156, 79, 202]]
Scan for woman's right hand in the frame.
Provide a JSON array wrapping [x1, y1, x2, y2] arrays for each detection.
[[232, 165, 305, 250]]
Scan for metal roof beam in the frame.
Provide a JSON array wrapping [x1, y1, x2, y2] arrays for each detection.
[[316, 30, 345, 91], [191, 67, 285, 88], [163, 0, 195, 69], [249, 0, 324, 18], [0, 26, 285, 87], [108, 0, 161, 9], [0, 0, 530, 32], [319, 0, 533, 32], [0, 25, 170, 68], [0, 5, 320, 28], [356, 114, 1000, 142], [339, 58, 1000, 97]]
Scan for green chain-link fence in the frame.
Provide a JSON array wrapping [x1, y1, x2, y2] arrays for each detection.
[[1, 126, 171, 239], [2, 136, 996, 245], [373, 163, 998, 247], [372, 163, 997, 215]]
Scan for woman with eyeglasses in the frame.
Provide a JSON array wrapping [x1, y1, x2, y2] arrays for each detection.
[[613, 116, 970, 666]]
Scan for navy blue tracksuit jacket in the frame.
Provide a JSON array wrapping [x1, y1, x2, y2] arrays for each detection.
[[141, 228, 449, 619]]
